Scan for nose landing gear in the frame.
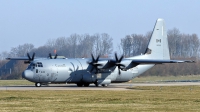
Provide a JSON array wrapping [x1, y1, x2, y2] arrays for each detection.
[[35, 82, 41, 87]]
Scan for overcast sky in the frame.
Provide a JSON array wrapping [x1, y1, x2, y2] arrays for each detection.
[[0, 0, 199, 53]]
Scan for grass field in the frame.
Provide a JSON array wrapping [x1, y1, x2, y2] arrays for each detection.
[[1, 76, 200, 111], [132, 75, 200, 83], [0, 86, 200, 112], [0, 80, 33, 86]]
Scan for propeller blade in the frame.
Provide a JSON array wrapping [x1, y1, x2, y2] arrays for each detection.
[[91, 54, 95, 62], [54, 54, 58, 59], [119, 64, 126, 68], [96, 55, 100, 62], [115, 53, 118, 62], [88, 54, 102, 73], [114, 53, 125, 75], [24, 60, 30, 64], [119, 55, 124, 62], [95, 63, 103, 66], [31, 53, 35, 60], [26, 53, 35, 64], [27, 53, 31, 60]]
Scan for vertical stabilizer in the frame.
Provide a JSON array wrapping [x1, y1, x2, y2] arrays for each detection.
[[145, 18, 170, 59]]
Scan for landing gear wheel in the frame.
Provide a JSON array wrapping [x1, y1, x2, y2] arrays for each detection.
[[84, 83, 90, 87], [102, 84, 107, 87], [94, 82, 99, 87], [77, 83, 83, 87], [35, 82, 41, 87]]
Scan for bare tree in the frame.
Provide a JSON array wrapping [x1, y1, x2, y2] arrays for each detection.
[[9, 43, 34, 57], [93, 33, 113, 57], [120, 33, 149, 57], [77, 34, 95, 58], [168, 28, 181, 58]]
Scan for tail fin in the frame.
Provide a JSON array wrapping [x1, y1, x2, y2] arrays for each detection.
[[145, 18, 170, 59]]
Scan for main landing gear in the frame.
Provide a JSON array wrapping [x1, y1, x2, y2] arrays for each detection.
[[76, 83, 90, 87], [76, 82, 108, 87], [94, 83, 108, 87], [35, 82, 41, 87]]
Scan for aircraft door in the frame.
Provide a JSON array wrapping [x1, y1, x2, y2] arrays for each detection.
[[32, 64, 40, 82]]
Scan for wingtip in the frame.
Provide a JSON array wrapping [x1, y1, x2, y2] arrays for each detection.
[[185, 60, 195, 63]]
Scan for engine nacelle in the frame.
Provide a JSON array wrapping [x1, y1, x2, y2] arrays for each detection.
[[98, 60, 134, 70], [97, 60, 110, 69]]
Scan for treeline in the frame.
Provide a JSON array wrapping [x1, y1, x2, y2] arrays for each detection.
[[0, 33, 113, 59], [120, 28, 200, 59], [0, 28, 200, 79], [1, 28, 199, 59]]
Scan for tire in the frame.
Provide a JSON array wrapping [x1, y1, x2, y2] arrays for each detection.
[[35, 82, 41, 87], [102, 84, 108, 87], [77, 83, 83, 87], [94, 83, 99, 87], [84, 83, 90, 87]]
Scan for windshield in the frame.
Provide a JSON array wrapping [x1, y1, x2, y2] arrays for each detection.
[[27, 63, 35, 69], [27, 62, 43, 69]]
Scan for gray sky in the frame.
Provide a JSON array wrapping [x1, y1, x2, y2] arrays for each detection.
[[0, 0, 199, 53]]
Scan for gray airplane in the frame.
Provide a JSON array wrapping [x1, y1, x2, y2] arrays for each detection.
[[7, 19, 194, 87]]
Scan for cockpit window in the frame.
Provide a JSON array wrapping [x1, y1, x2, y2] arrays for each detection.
[[36, 62, 43, 67], [27, 64, 31, 69], [27, 63, 35, 69], [27, 62, 43, 69]]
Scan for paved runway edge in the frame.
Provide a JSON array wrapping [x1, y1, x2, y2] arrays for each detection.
[[1, 82, 200, 90]]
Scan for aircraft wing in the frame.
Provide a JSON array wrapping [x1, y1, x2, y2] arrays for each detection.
[[6, 57, 30, 60], [120, 59, 195, 70], [130, 59, 195, 64]]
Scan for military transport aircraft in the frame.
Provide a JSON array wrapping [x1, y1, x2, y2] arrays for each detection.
[[7, 19, 194, 87]]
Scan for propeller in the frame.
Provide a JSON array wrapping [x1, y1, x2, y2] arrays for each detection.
[[87, 54, 102, 73], [49, 53, 58, 59], [24, 53, 35, 64], [114, 53, 125, 75]]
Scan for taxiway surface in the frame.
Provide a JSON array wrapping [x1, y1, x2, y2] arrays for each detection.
[[1, 82, 200, 90]]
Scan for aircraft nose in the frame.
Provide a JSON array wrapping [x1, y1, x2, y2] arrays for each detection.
[[22, 70, 34, 80]]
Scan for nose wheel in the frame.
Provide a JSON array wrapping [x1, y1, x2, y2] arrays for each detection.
[[35, 82, 41, 87]]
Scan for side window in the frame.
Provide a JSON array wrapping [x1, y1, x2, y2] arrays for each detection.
[[36, 69, 38, 73], [36, 62, 43, 67], [32, 64, 36, 69]]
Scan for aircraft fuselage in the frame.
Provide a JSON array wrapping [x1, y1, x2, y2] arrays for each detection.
[[22, 58, 154, 86]]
